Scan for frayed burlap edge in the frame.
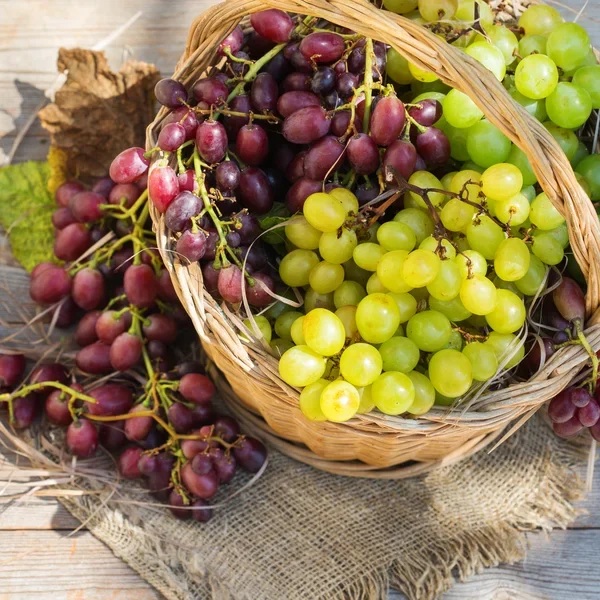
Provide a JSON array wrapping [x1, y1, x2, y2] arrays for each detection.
[[57, 431, 589, 600]]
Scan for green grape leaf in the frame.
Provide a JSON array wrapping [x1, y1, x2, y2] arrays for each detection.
[[259, 202, 290, 246], [0, 161, 57, 272]]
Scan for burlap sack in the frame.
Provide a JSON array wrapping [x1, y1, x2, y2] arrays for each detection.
[[0, 265, 590, 600]]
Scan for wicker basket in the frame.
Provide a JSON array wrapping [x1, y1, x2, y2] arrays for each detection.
[[149, 0, 600, 476]]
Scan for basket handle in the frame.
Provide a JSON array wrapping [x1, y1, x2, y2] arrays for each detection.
[[177, 0, 600, 322]]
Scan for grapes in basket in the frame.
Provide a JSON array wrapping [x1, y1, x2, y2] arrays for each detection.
[[125, 3, 598, 432], [3, 167, 268, 522]]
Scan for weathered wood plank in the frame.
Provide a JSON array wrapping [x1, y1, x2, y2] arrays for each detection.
[[0, 530, 160, 600]]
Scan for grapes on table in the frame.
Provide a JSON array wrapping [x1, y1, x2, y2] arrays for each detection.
[[35, 6, 598, 438]]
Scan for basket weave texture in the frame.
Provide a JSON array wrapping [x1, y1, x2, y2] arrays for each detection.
[[149, 0, 600, 476]]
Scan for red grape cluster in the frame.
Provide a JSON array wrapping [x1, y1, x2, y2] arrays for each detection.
[[526, 276, 600, 441], [4, 165, 267, 521], [113, 9, 448, 307]]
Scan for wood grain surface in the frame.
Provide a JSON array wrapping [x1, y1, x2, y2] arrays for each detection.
[[0, 0, 599, 598]]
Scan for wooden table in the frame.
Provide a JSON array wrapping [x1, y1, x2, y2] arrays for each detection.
[[1, 0, 599, 598]]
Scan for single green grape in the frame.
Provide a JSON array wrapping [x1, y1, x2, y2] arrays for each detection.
[[290, 316, 306, 345], [481, 163, 523, 201], [372, 371, 415, 415], [303, 192, 346, 233], [441, 123, 471, 161], [443, 89, 484, 128], [515, 254, 546, 297], [546, 23, 590, 72], [279, 249, 320, 287], [353, 243, 387, 272], [285, 215, 322, 250], [319, 228, 358, 265], [531, 233, 564, 266], [330, 188, 359, 215], [376, 250, 413, 293], [356, 385, 375, 414], [484, 332, 524, 369], [378, 336, 420, 373], [279, 345, 326, 387], [506, 145, 537, 188], [466, 120, 511, 168], [377, 221, 417, 252], [455, 249, 487, 279], [573, 65, 600, 109], [343, 258, 371, 287], [408, 172, 446, 207], [441, 171, 458, 191], [408, 62, 438, 83], [419, 236, 456, 259], [571, 141, 590, 169], [509, 89, 547, 122], [334, 281, 366, 309], [521, 186, 536, 202], [534, 222, 569, 249], [428, 349, 473, 398], [304, 289, 335, 312], [320, 380, 360, 422], [465, 41, 506, 81], [406, 309, 452, 352], [309, 261, 345, 295], [386, 48, 414, 85], [427, 260, 462, 301], [518, 5, 563, 36], [514, 55, 558, 100], [270, 338, 295, 358], [340, 343, 383, 387], [335, 305, 358, 339], [564, 46, 598, 77], [544, 122, 579, 162], [575, 155, 600, 201], [393, 209, 435, 245], [401, 249, 441, 288], [243, 315, 272, 343], [459, 275, 497, 315], [455, 0, 494, 28], [366, 272, 389, 295], [494, 237, 531, 282], [529, 192, 565, 231], [299, 379, 329, 421], [418, 0, 458, 21], [383, 0, 418, 13], [406, 371, 436, 415], [518, 34, 548, 57], [546, 82, 592, 130], [485, 289, 526, 334], [462, 342, 498, 381], [465, 215, 506, 260], [495, 193, 530, 227], [302, 308, 346, 356], [487, 24, 518, 66], [274, 311, 303, 340], [441, 199, 476, 232], [387, 292, 418, 324], [428, 295, 472, 322], [355, 293, 401, 344]]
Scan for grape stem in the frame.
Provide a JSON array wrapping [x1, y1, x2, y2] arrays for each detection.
[[361, 38, 374, 134], [384, 166, 447, 237], [575, 319, 599, 393], [192, 148, 248, 276], [226, 43, 287, 106]]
